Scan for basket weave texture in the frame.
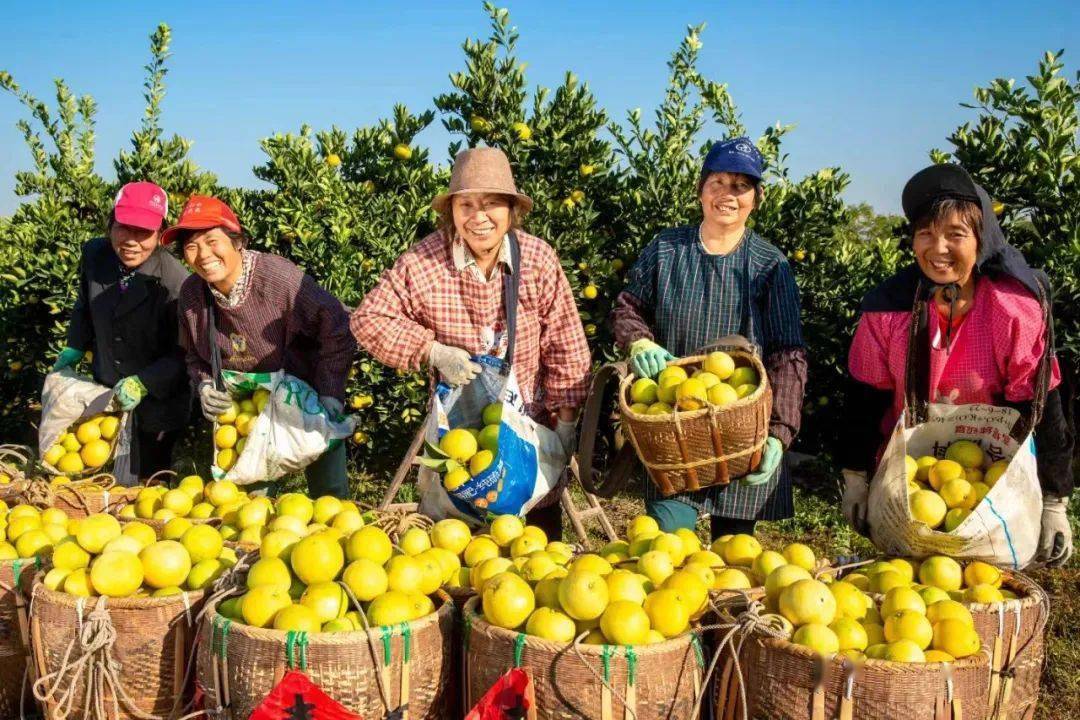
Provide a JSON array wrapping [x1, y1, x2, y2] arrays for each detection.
[[967, 571, 1048, 720], [29, 579, 203, 719], [619, 351, 771, 496], [463, 596, 705, 719], [195, 595, 455, 720], [0, 557, 39, 718], [3, 476, 139, 519]]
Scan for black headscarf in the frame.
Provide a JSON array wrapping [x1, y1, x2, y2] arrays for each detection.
[[862, 163, 1048, 312]]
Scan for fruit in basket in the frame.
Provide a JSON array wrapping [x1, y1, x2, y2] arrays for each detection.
[[675, 378, 708, 411], [483, 572, 535, 629], [630, 378, 659, 404], [707, 383, 739, 406], [780, 579, 836, 626], [43, 413, 121, 472], [909, 489, 947, 528], [702, 351, 736, 380]]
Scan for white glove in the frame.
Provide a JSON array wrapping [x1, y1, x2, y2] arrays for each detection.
[[842, 469, 870, 536], [1037, 495, 1073, 567], [428, 341, 481, 386], [320, 396, 344, 418], [556, 418, 577, 455], [199, 380, 233, 422]]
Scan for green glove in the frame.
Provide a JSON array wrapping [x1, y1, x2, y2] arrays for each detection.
[[628, 338, 675, 379], [742, 436, 783, 486], [114, 376, 148, 411], [53, 347, 85, 372]]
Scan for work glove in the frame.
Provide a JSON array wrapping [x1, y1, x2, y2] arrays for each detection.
[[1037, 495, 1073, 567], [742, 436, 782, 486], [52, 347, 85, 372], [628, 338, 675, 379], [320, 395, 344, 419], [556, 418, 577, 455], [841, 469, 870, 536], [113, 376, 148, 412], [428, 341, 482, 386], [198, 380, 234, 422]]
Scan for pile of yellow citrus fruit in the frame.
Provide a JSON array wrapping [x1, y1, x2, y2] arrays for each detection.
[[426, 403, 502, 498], [42, 413, 120, 474], [627, 351, 760, 416], [476, 515, 807, 646], [1, 505, 236, 597], [767, 555, 1008, 663], [213, 388, 271, 472], [216, 502, 465, 633], [905, 441, 1010, 531]]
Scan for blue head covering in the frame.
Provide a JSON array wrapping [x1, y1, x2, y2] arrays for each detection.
[[702, 137, 764, 181]]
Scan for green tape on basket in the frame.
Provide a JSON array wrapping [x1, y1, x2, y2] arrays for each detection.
[[381, 625, 394, 666], [513, 633, 526, 668], [601, 644, 614, 684], [285, 631, 298, 669], [213, 616, 232, 659], [463, 610, 473, 652], [297, 631, 309, 671], [12, 558, 25, 582], [625, 646, 638, 687], [691, 633, 705, 668], [400, 623, 412, 663]]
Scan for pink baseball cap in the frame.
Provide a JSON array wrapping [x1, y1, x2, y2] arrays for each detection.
[[113, 181, 169, 231]]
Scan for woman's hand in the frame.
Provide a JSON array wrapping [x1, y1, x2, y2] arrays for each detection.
[[742, 436, 782, 486], [113, 376, 148, 411], [628, 338, 674, 378], [52, 347, 85, 372], [1038, 495, 1073, 567], [428, 341, 482, 386], [198, 380, 233, 422]]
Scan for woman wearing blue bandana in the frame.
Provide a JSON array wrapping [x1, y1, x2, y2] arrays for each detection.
[[611, 138, 808, 538]]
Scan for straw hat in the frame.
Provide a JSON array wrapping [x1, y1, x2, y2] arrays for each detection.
[[432, 147, 533, 215]]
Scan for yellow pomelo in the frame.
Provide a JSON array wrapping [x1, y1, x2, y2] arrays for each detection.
[[707, 382, 739, 406], [300, 581, 349, 622], [75, 420, 102, 444], [429, 518, 471, 554], [526, 607, 577, 642], [413, 550, 446, 595], [881, 586, 927, 617], [558, 570, 609, 621], [260, 530, 300, 562], [44, 567, 72, 591], [463, 536, 500, 568], [904, 455, 918, 483], [637, 550, 674, 587], [721, 534, 762, 566], [662, 570, 709, 619], [99, 416, 120, 440], [342, 558, 389, 602], [862, 622, 886, 646], [884, 609, 933, 649], [90, 551, 143, 597], [939, 478, 975, 510], [40, 508, 67, 526], [53, 538, 91, 570], [932, 618, 981, 658], [80, 439, 111, 469], [943, 508, 970, 532], [909, 489, 947, 528], [311, 496, 342, 525], [15, 529, 53, 558], [627, 515, 660, 541], [692, 370, 722, 390], [275, 493, 314, 522], [765, 564, 812, 601], [291, 533, 344, 585], [793, 623, 840, 655], [57, 452, 85, 474], [675, 378, 708, 411], [713, 568, 752, 591], [121, 522, 157, 549], [657, 366, 688, 387], [346, 526, 393, 565], [919, 556, 963, 592], [273, 603, 321, 632], [242, 585, 292, 628], [140, 541, 192, 589], [182, 525, 224, 563], [885, 639, 926, 662], [215, 449, 237, 472], [703, 351, 735, 380], [490, 515, 525, 548], [945, 440, 984, 470], [43, 444, 65, 467], [439, 429, 478, 464], [367, 590, 414, 627], [782, 543, 816, 571], [924, 649, 956, 663], [76, 514, 121, 554], [63, 568, 96, 597], [928, 460, 964, 491], [386, 555, 424, 594], [926, 599, 974, 626], [829, 581, 868, 620], [483, 572, 535, 629], [779, 579, 837, 625], [629, 378, 659, 405], [984, 460, 1009, 488], [963, 584, 1004, 604], [644, 588, 690, 638], [601, 600, 651, 645], [963, 561, 1002, 589]]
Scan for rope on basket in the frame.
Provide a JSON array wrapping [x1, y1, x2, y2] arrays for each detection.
[[31, 595, 164, 720], [0, 444, 32, 483], [366, 507, 434, 543], [338, 579, 395, 712], [15, 474, 117, 514]]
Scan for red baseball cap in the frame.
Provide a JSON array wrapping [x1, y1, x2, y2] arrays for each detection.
[[160, 195, 242, 246], [113, 181, 168, 231]]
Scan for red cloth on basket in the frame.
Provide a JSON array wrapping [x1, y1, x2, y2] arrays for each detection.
[[466, 668, 537, 720], [248, 670, 363, 720]]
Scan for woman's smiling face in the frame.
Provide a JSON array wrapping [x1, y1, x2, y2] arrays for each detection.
[[452, 192, 513, 256], [913, 208, 980, 287], [182, 227, 243, 285], [700, 172, 756, 229]]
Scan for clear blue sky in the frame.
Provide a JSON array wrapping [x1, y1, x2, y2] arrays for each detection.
[[1, 1, 1076, 216]]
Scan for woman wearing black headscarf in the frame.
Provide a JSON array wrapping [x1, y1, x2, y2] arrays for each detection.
[[841, 164, 1073, 567]]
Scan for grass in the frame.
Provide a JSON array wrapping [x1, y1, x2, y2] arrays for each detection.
[[170, 428, 1079, 718]]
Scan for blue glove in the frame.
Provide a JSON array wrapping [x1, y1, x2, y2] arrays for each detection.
[[742, 436, 783, 486], [628, 338, 675, 379], [114, 376, 148, 411], [53, 347, 85, 372]]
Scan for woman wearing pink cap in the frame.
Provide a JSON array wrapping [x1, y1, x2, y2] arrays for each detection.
[[55, 181, 192, 481]]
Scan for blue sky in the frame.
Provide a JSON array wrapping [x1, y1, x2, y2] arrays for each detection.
[[1, 1, 1076, 216]]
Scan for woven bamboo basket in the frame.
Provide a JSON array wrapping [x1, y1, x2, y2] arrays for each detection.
[[966, 571, 1048, 720], [463, 596, 706, 719], [0, 556, 42, 718], [3, 475, 140, 519], [619, 349, 771, 496], [195, 594, 454, 719], [0, 444, 32, 488], [717, 623, 992, 720], [29, 579, 204, 720]]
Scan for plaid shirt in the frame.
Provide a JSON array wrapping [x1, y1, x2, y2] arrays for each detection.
[[350, 229, 591, 416], [610, 225, 807, 520]]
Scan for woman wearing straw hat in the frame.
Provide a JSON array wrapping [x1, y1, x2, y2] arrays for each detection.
[[611, 137, 808, 539], [842, 164, 1073, 566], [54, 181, 192, 480], [351, 147, 592, 539], [167, 194, 356, 498]]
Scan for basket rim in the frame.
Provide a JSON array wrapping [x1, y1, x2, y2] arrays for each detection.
[[751, 629, 992, 671], [835, 563, 1048, 613], [201, 592, 452, 644], [619, 351, 769, 420], [31, 572, 206, 610], [462, 595, 700, 657]]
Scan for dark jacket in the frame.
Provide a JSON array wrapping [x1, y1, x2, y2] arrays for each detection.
[[67, 237, 192, 433]]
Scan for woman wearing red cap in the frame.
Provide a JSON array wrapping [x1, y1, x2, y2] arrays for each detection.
[[55, 181, 192, 480], [166, 195, 355, 498]]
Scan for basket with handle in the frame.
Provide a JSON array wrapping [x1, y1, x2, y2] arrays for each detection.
[[614, 336, 772, 496]]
